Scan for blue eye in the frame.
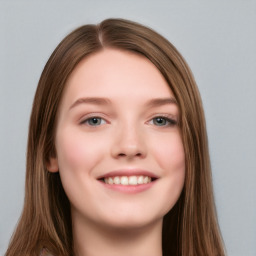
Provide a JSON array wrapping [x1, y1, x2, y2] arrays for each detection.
[[81, 117, 106, 126], [151, 117, 177, 126]]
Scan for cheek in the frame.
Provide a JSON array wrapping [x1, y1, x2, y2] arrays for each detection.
[[55, 127, 104, 173], [153, 132, 185, 173], [155, 134, 185, 212], [54, 128, 106, 209]]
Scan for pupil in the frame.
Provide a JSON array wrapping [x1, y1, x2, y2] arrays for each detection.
[[155, 117, 166, 125], [90, 118, 100, 125]]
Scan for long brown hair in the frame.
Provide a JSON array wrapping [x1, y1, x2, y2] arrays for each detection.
[[5, 18, 225, 256]]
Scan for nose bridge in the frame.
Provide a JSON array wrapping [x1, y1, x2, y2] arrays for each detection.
[[111, 118, 146, 159]]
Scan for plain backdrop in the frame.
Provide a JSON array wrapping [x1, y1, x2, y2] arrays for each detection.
[[0, 1, 255, 255]]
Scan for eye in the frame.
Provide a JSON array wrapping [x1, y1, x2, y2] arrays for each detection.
[[150, 116, 177, 127], [81, 117, 107, 126]]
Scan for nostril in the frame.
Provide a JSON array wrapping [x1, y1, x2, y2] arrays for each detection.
[[117, 152, 143, 158], [111, 143, 147, 159]]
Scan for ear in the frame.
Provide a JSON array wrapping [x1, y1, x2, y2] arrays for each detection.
[[46, 157, 59, 173]]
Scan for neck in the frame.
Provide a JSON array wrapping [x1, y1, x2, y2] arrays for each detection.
[[72, 212, 163, 256]]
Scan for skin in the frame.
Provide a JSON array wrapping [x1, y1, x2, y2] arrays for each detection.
[[48, 48, 185, 256]]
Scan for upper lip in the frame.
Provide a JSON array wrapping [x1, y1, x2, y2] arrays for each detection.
[[97, 169, 159, 180]]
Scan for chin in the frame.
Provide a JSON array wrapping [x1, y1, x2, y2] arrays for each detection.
[[95, 208, 167, 231], [102, 217, 161, 232]]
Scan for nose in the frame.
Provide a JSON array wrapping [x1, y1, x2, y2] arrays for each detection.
[[110, 125, 147, 160]]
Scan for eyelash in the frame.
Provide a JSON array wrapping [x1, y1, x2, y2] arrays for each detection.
[[80, 116, 107, 126], [80, 115, 177, 128], [149, 116, 177, 127]]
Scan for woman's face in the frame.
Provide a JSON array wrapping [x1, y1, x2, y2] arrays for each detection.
[[48, 48, 185, 229]]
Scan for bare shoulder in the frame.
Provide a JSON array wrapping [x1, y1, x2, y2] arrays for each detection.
[[40, 248, 54, 256]]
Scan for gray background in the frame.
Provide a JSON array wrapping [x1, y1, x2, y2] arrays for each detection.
[[0, 1, 255, 255]]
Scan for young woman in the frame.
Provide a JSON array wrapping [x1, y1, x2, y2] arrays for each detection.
[[5, 18, 225, 256]]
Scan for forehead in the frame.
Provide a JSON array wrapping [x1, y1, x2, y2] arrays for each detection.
[[62, 48, 174, 107]]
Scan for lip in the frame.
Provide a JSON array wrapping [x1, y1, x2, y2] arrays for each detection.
[[101, 182, 155, 193], [97, 169, 159, 179], [97, 169, 159, 194]]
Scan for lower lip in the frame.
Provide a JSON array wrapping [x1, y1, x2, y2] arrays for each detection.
[[99, 181, 156, 194]]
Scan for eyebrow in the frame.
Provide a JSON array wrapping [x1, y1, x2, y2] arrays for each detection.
[[146, 97, 177, 108], [69, 96, 177, 110], [69, 97, 111, 110]]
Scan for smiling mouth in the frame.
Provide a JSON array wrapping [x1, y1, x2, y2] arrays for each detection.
[[99, 175, 157, 186]]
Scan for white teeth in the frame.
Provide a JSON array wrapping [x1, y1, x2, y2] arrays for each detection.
[[129, 176, 137, 185], [143, 176, 149, 183], [143, 176, 148, 183], [113, 176, 120, 184], [103, 175, 153, 185], [120, 176, 129, 185], [137, 176, 144, 184]]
